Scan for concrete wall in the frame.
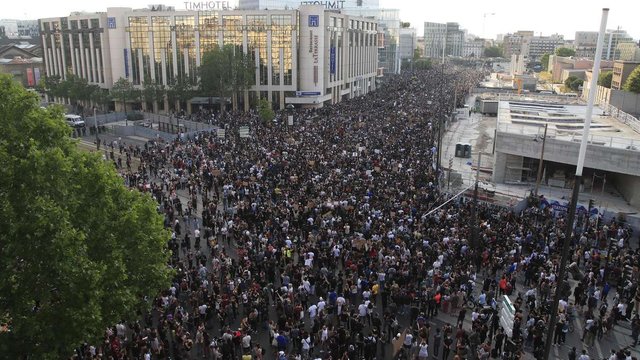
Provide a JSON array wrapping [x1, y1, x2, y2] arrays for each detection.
[[610, 90, 640, 116], [494, 131, 640, 177], [615, 173, 640, 207]]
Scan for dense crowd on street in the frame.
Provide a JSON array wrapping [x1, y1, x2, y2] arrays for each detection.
[[74, 68, 640, 360]]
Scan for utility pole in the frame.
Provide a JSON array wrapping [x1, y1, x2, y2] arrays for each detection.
[[470, 152, 482, 250], [534, 122, 548, 197], [543, 8, 608, 360]]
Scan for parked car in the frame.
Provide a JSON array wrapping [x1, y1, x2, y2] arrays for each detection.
[[64, 114, 85, 128]]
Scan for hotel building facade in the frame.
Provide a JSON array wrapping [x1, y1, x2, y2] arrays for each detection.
[[39, 4, 378, 109]]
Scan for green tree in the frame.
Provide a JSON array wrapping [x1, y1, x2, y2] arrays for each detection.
[[598, 71, 613, 88], [199, 44, 254, 112], [623, 65, 640, 93], [142, 77, 166, 113], [111, 77, 140, 122], [414, 58, 432, 70], [257, 98, 275, 125], [564, 75, 584, 91], [555, 47, 575, 57], [90, 85, 111, 113], [541, 54, 551, 71], [484, 46, 503, 58], [167, 75, 194, 112], [0, 74, 172, 358]]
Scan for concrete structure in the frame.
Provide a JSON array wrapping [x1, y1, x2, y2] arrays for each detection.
[[502, 31, 564, 63], [510, 54, 526, 75], [575, 29, 635, 60], [40, 5, 378, 109], [423, 21, 464, 58], [492, 99, 640, 207], [612, 61, 640, 90]]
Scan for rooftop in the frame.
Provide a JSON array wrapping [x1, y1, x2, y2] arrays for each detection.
[[497, 99, 640, 151]]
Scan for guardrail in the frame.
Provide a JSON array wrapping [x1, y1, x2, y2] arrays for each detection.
[[604, 104, 640, 134], [497, 122, 639, 150]]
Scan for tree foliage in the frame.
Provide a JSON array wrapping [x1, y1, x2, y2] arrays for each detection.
[[564, 75, 584, 91], [484, 46, 503, 58], [111, 77, 139, 114], [257, 98, 275, 124], [199, 44, 254, 111], [623, 65, 640, 93], [555, 47, 575, 57], [598, 71, 613, 88], [142, 77, 166, 111], [0, 74, 172, 358], [541, 54, 550, 71], [414, 59, 432, 70], [167, 75, 195, 112]]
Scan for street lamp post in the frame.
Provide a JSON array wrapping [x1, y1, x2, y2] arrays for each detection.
[[534, 122, 548, 197], [286, 103, 294, 127], [543, 8, 608, 360]]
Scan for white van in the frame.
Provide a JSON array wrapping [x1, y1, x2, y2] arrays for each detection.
[[64, 114, 85, 128]]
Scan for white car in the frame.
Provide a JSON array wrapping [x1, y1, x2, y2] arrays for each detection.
[[64, 114, 85, 128]]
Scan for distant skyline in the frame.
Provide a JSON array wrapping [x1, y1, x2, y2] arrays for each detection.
[[3, 0, 639, 41]]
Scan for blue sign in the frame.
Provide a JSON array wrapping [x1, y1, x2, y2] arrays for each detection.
[[330, 47, 336, 74], [123, 49, 129, 78], [107, 17, 116, 29], [308, 15, 319, 27]]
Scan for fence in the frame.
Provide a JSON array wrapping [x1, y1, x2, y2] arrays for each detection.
[[604, 103, 640, 134], [84, 112, 127, 127], [497, 122, 639, 150]]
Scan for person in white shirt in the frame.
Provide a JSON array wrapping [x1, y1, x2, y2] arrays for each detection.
[[317, 298, 326, 314], [308, 304, 318, 319], [418, 341, 429, 360]]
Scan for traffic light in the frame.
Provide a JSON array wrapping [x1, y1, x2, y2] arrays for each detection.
[[588, 199, 595, 211]]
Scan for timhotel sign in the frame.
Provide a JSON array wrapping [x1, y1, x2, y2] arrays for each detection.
[[184, 1, 232, 10]]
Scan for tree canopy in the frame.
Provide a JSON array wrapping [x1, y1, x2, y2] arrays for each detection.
[[199, 44, 254, 111], [564, 75, 584, 91], [623, 65, 640, 93], [484, 46, 503, 58], [541, 54, 551, 71], [0, 74, 172, 358], [111, 77, 139, 114], [555, 47, 575, 57], [598, 71, 613, 88]]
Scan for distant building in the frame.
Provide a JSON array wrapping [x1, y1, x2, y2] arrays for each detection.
[[423, 21, 464, 58], [0, 19, 39, 39], [612, 60, 640, 90], [548, 55, 613, 83], [502, 31, 533, 58], [238, 0, 380, 10], [616, 42, 640, 62], [40, 5, 379, 109], [0, 42, 44, 87], [462, 37, 484, 58], [575, 29, 636, 60], [398, 27, 416, 60], [502, 31, 563, 62]]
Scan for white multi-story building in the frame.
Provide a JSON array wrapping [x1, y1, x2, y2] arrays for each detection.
[[398, 27, 416, 59], [423, 22, 464, 58], [575, 29, 636, 60], [462, 37, 484, 58], [39, 5, 378, 109]]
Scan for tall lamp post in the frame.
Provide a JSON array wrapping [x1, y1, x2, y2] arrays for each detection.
[[533, 122, 548, 197], [542, 8, 608, 360]]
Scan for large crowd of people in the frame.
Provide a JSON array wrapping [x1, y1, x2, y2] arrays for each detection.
[[77, 68, 639, 360]]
